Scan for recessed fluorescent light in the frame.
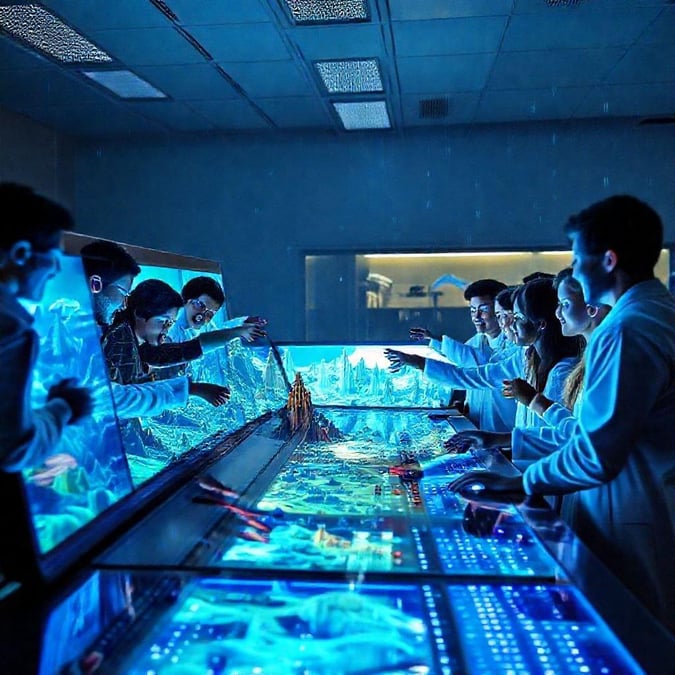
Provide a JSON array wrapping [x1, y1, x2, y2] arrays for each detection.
[[315, 59, 382, 94], [281, 0, 369, 24], [333, 100, 390, 130], [364, 252, 543, 260], [81, 70, 167, 99], [0, 4, 112, 63]]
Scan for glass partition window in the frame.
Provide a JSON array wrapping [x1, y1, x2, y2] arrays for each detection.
[[306, 249, 671, 342]]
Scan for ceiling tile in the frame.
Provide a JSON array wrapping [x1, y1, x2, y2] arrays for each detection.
[[89, 27, 206, 66], [166, 0, 272, 25], [256, 96, 331, 127], [0, 1, 672, 134], [393, 17, 508, 56], [475, 87, 588, 123], [513, 0, 668, 14], [488, 48, 624, 89], [291, 24, 384, 60], [129, 100, 216, 132], [132, 64, 241, 100], [401, 92, 480, 126], [390, 0, 513, 20], [219, 61, 313, 97], [41, 0, 170, 30], [186, 23, 290, 62], [605, 45, 675, 85], [397, 54, 496, 94], [637, 7, 675, 45], [573, 83, 675, 119], [503, 9, 664, 50], [188, 99, 271, 130]]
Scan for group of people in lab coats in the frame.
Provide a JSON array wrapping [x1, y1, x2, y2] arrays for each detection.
[[385, 194, 674, 631], [1, 182, 673, 632]]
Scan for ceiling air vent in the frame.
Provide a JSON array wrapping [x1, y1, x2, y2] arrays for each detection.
[[419, 97, 450, 120]]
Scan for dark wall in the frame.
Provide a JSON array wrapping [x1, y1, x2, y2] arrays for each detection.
[[0, 107, 75, 209], [73, 119, 674, 340]]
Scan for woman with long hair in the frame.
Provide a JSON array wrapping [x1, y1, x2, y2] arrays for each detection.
[[385, 276, 583, 454], [441, 276, 583, 454], [502, 268, 611, 477]]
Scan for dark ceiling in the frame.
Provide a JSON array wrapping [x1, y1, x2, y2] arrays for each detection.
[[0, 0, 673, 137]]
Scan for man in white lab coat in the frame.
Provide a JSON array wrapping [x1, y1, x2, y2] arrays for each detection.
[[450, 194, 675, 631]]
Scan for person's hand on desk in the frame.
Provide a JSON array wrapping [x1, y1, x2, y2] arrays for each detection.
[[444, 430, 505, 454], [449, 470, 526, 504]]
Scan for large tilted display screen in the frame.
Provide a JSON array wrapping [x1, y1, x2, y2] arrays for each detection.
[[25, 255, 133, 554], [250, 343, 454, 408]]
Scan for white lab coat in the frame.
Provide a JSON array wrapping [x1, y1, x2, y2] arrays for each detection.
[[430, 331, 519, 432], [523, 279, 675, 628], [425, 346, 576, 433]]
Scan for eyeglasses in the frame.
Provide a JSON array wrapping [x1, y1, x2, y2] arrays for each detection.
[[469, 304, 492, 316], [190, 298, 218, 321], [151, 315, 176, 329], [110, 283, 131, 299], [90, 275, 131, 300]]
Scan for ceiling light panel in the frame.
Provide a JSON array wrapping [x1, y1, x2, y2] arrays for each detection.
[[0, 4, 112, 63], [315, 59, 383, 93], [333, 100, 390, 130], [81, 70, 167, 99], [282, 0, 369, 24]]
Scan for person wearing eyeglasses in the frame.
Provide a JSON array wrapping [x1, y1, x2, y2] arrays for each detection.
[[0, 183, 93, 472], [408, 278, 519, 432], [386, 277, 582, 450], [173, 276, 224, 339], [102, 279, 223, 399], [80, 240, 229, 413], [162, 275, 267, 385], [168, 275, 267, 344]]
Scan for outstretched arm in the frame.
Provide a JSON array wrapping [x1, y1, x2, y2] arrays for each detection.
[[384, 348, 426, 373], [198, 320, 267, 352], [425, 349, 523, 390]]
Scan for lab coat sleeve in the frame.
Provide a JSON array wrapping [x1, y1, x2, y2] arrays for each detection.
[[424, 349, 522, 390], [523, 325, 669, 495], [0, 327, 73, 472], [109, 377, 190, 419], [541, 402, 577, 443], [511, 425, 562, 471], [440, 335, 490, 366], [429, 338, 443, 354], [542, 359, 576, 404]]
